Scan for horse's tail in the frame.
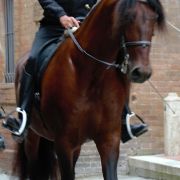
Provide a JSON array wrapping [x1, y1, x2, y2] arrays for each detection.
[[12, 138, 58, 180]]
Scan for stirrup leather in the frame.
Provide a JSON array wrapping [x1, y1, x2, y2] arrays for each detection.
[[125, 112, 137, 140]]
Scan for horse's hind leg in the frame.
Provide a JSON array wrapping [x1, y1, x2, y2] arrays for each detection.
[[17, 129, 57, 180], [13, 141, 28, 180], [12, 129, 40, 180], [28, 137, 57, 180], [24, 130, 41, 180], [95, 133, 120, 180]]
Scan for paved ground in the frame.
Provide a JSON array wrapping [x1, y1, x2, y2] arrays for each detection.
[[0, 174, 154, 180], [77, 175, 154, 180]]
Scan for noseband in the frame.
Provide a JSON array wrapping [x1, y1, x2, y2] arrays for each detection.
[[124, 41, 151, 48], [120, 37, 151, 73]]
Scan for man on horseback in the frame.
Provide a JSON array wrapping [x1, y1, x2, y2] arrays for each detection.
[[3, 0, 148, 143]]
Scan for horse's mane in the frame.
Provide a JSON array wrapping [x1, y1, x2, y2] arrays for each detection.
[[115, 0, 165, 31]]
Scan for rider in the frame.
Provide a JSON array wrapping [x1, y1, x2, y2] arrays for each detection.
[[3, 0, 148, 143]]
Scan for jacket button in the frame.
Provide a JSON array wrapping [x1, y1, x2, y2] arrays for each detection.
[[85, 4, 90, 10]]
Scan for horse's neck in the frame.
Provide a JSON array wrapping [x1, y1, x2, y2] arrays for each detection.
[[70, 0, 129, 87], [76, 0, 119, 61]]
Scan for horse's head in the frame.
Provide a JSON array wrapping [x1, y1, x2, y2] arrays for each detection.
[[116, 0, 165, 83]]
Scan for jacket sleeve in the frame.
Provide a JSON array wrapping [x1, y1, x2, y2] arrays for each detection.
[[38, 0, 66, 18]]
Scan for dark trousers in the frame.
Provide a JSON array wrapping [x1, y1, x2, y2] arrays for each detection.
[[26, 25, 64, 74]]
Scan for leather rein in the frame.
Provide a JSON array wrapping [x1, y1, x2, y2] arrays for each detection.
[[67, 29, 151, 74]]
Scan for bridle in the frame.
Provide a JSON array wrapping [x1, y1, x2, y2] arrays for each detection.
[[67, 0, 152, 74], [120, 37, 151, 73], [67, 29, 151, 74]]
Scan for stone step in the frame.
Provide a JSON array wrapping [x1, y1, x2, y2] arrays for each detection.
[[128, 155, 180, 180]]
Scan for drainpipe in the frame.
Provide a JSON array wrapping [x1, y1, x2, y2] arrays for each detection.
[[4, 0, 15, 83]]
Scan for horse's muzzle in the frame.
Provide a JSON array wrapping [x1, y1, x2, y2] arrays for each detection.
[[130, 65, 152, 83]]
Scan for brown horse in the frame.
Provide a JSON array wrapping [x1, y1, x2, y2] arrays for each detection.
[[14, 0, 165, 179]]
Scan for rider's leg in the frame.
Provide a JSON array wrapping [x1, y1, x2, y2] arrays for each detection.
[[121, 104, 148, 143], [3, 58, 35, 141], [3, 26, 65, 142]]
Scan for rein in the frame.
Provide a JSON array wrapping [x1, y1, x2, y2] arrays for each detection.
[[67, 29, 121, 70], [67, 29, 151, 74]]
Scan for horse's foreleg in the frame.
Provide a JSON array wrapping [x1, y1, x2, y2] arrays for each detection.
[[55, 139, 75, 180], [95, 134, 120, 180]]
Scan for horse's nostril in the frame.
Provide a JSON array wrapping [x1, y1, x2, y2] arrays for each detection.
[[131, 68, 141, 79], [131, 67, 152, 83]]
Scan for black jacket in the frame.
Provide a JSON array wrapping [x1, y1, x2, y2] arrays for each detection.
[[38, 0, 97, 26]]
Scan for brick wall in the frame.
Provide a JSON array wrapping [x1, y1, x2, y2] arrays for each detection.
[[0, 0, 180, 177], [129, 0, 180, 156], [14, 0, 37, 61]]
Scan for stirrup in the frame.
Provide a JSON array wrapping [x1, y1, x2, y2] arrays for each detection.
[[3, 107, 27, 136], [125, 112, 147, 140], [14, 107, 27, 136], [125, 112, 137, 140]]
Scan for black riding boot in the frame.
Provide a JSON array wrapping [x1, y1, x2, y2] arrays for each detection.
[[121, 105, 148, 143], [3, 69, 33, 142]]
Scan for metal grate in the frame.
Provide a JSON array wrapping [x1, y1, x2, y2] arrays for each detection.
[[4, 0, 15, 83]]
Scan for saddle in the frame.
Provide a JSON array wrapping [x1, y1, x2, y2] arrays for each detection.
[[34, 28, 79, 107]]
